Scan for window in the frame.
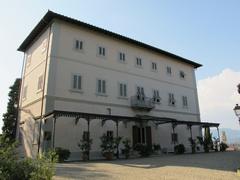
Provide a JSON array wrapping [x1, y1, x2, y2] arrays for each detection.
[[33, 121, 40, 144], [41, 39, 47, 53], [37, 75, 44, 91], [107, 131, 113, 138], [72, 74, 82, 90], [97, 79, 106, 94], [153, 89, 161, 103], [152, 62, 157, 71], [167, 66, 172, 75], [168, 93, 176, 106], [136, 57, 142, 67], [22, 86, 27, 100], [83, 131, 89, 141], [119, 83, 127, 97], [136, 86, 145, 100], [179, 71, 185, 79], [75, 40, 83, 50], [26, 54, 31, 66], [98, 46, 106, 56], [182, 96, 188, 107], [171, 133, 178, 143], [119, 52, 126, 62]]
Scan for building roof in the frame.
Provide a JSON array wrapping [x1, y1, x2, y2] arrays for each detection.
[[18, 10, 202, 68]]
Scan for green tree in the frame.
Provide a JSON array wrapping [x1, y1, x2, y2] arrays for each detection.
[[203, 127, 213, 153], [2, 78, 21, 141]]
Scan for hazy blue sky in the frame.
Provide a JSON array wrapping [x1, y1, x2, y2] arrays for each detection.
[[1, 0, 240, 132]]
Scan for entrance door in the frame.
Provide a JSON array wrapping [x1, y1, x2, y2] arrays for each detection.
[[132, 126, 152, 148], [146, 126, 152, 148]]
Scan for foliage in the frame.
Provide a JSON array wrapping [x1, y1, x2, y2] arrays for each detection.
[[0, 136, 57, 180], [203, 127, 213, 153], [100, 134, 122, 159], [2, 78, 21, 142], [78, 138, 93, 153], [54, 147, 71, 162], [174, 144, 185, 154], [122, 138, 131, 159], [188, 138, 196, 153], [134, 143, 152, 157], [220, 142, 228, 152], [153, 144, 161, 151], [212, 137, 219, 152]]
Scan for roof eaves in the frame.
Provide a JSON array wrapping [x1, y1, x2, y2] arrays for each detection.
[[17, 10, 202, 68]]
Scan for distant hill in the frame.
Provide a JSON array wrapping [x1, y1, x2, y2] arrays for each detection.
[[211, 128, 240, 144]]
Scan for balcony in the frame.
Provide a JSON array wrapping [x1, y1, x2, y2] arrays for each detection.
[[130, 95, 155, 111]]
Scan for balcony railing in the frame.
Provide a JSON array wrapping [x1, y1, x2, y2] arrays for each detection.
[[130, 95, 155, 111]]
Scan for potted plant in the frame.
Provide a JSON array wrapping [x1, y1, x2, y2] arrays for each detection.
[[153, 144, 161, 154], [134, 143, 152, 157], [54, 147, 71, 162], [78, 137, 92, 161], [122, 138, 131, 159], [174, 144, 185, 154], [100, 134, 115, 160], [188, 138, 196, 153]]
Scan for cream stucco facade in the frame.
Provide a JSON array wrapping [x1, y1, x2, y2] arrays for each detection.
[[17, 11, 205, 160]]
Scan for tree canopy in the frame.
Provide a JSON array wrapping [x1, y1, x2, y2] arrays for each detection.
[[2, 78, 21, 141]]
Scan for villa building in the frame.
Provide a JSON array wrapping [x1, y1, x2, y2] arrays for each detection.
[[17, 11, 219, 160]]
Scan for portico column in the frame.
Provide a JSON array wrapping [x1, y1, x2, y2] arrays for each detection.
[[116, 119, 119, 159], [172, 123, 176, 150], [87, 118, 90, 160], [51, 116, 57, 149]]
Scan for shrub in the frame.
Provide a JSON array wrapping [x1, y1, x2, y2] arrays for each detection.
[[122, 138, 131, 159], [220, 142, 228, 152], [78, 137, 92, 161], [54, 147, 70, 162], [188, 138, 196, 153], [134, 143, 152, 157], [174, 144, 185, 154], [100, 134, 122, 160], [0, 135, 57, 180], [153, 144, 161, 152]]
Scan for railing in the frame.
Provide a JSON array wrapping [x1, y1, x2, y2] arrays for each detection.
[[130, 95, 155, 110]]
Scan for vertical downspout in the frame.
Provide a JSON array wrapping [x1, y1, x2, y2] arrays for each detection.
[[37, 24, 52, 154]]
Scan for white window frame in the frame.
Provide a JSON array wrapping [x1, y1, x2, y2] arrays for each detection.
[[74, 39, 84, 52], [182, 96, 188, 107], [151, 62, 157, 72], [135, 57, 143, 68], [22, 86, 28, 100], [96, 79, 107, 96], [97, 46, 106, 58], [179, 71, 186, 79], [166, 66, 172, 76], [152, 89, 161, 104], [118, 52, 126, 63], [136, 85, 145, 100], [41, 39, 48, 53], [70, 74, 83, 93], [118, 82, 128, 98], [37, 75, 44, 92], [168, 93, 176, 106], [26, 54, 32, 67]]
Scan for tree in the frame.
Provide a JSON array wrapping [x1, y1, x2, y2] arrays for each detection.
[[203, 127, 213, 153], [2, 78, 21, 141]]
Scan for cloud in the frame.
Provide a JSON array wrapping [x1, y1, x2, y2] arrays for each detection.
[[197, 69, 240, 129]]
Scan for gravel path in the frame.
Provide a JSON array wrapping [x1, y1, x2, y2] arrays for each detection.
[[54, 151, 240, 180]]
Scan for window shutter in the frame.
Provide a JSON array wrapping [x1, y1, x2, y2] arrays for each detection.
[[102, 80, 106, 93]]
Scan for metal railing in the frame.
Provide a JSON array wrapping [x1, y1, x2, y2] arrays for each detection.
[[130, 95, 155, 110]]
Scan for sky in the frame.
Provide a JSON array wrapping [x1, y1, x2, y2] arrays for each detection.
[[0, 0, 240, 133]]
